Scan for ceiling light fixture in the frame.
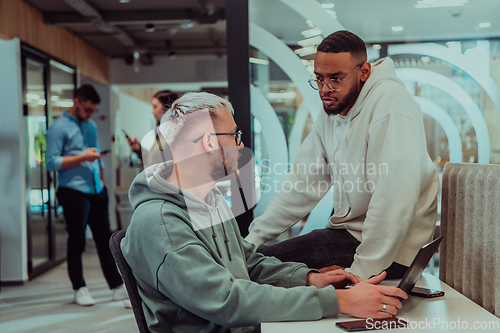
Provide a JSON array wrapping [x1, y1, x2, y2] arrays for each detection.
[[298, 36, 323, 47], [321, 3, 335, 9], [392, 26, 404, 32], [301, 27, 322, 38], [415, 0, 468, 9], [372, 44, 382, 50], [249, 57, 269, 65], [181, 22, 194, 29], [145, 24, 155, 33], [294, 46, 318, 57], [119, 0, 131, 3], [326, 9, 337, 19], [306, 20, 314, 28], [421, 56, 431, 64], [479, 22, 491, 28]]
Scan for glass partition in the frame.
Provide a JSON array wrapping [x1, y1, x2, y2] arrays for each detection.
[[22, 45, 76, 278]]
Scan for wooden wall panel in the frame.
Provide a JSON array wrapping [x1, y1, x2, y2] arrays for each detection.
[[0, 0, 109, 85]]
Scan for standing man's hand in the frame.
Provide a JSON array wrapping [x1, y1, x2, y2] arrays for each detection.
[[307, 269, 361, 289], [336, 271, 407, 319], [60, 147, 101, 170], [83, 147, 102, 162]]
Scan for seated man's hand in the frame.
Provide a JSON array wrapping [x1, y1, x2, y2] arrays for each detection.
[[306, 270, 361, 289], [319, 264, 345, 273], [336, 271, 408, 319]]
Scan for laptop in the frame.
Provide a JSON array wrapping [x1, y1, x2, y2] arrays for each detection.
[[397, 235, 444, 297]]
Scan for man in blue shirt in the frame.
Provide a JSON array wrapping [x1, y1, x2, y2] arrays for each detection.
[[46, 85, 128, 306]]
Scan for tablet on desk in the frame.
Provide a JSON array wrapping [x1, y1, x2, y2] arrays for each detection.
[[397, 235, 444, 297]]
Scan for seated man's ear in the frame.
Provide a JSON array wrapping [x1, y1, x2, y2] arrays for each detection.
[[202, 133, 218, 152]]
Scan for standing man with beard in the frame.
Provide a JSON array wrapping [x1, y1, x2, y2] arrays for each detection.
[[246, 30, 439, 281], [46, 85, 128, 306], [121, 92, 407, 332]]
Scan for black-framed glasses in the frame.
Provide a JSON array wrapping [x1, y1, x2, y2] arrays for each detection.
[[308, 64, 362, 92], [83, 107, 98, 114], [193, 130, 243, 146]]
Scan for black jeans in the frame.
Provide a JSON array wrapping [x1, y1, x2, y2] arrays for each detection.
[[258, 228, 408, 279], [57, 187, 123, 290]]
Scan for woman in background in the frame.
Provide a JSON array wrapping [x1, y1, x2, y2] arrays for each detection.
[[127, 90, 179, 167]]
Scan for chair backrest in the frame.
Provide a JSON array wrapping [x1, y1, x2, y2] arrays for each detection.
[[109, 230, 150, 332], [440, 162, 500, 317]]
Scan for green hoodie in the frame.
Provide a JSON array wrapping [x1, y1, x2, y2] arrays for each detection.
[[122, 162, 339, 332]]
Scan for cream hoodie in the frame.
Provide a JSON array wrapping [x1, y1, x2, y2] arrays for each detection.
[[246, 58, 439, 280]]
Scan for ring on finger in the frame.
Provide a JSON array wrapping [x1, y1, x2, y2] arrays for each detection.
[[382, 304, 387, 312]]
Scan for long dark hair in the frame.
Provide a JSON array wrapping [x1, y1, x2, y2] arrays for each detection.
[[154, 90, 179, 111]]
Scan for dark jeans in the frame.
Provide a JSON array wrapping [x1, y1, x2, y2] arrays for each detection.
[[57, 187, 123, 290], [258, 228, 408, 279]]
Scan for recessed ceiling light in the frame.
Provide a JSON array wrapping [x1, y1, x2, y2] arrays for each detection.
[[326, 9, 337, 19], [321, 3, 335, 9], [415, 0, 468, 9], [294, 46, 318, 57], [479, 22, 491, 28], [301, 28, 322, 38], [181, 22, 194, 29], [392, 26, 404, 32], [298, 36, 323, 47], [372, 44, 382, 50], [249, 57, 269, 65]]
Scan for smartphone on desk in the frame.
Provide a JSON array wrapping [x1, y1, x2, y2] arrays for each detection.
[[410, 287, 445, 298], [336, 318, 408, 332]]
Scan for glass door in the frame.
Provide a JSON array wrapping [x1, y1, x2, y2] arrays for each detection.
[[22, 45, 77, 278], [23, 56, 51, 273]]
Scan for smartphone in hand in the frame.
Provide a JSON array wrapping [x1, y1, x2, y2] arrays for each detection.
[[100, 149, 111, 155], [122, 129, 130, 139]]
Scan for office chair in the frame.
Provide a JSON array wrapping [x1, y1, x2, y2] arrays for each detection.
[[109, 230, 150, 333]]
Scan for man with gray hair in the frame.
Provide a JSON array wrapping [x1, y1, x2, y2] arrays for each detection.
[[121, 92, 407, 332]]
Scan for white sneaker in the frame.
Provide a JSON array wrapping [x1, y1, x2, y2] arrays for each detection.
[[74, 287, 95, 306], [123, 299, 132, 309], [112, 284, 129, 301]]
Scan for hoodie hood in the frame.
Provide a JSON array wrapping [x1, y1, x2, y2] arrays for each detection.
[[129, 161, 231, 231], [348, 57, 406, 121]]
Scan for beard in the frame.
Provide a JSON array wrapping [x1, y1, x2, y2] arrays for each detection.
[[211, 146, 240, 181], [323, 83, 359, 116]]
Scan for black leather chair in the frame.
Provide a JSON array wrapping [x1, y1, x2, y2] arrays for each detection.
[[109, 230, 150, 333]]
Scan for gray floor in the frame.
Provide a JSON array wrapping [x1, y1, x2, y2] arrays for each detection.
[[0, 241, 138, 333]]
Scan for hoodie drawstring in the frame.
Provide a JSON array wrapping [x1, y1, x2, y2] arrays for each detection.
[[210, 210, 232, 261], [210, 225, 223, 258], [220, 222, 232, 261]]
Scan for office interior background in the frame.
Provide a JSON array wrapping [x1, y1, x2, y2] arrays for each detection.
[[0, 0, 499, 324]]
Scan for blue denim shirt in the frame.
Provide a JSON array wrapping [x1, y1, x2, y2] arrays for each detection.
[[46, 110, 104, 194]]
